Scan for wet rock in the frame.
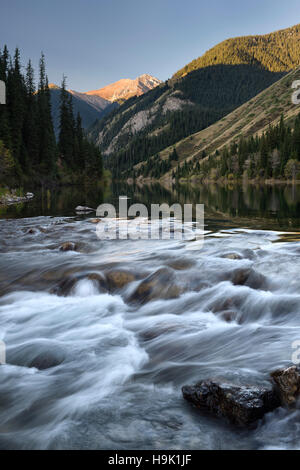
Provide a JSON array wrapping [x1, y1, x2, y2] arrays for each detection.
[[8, 341, 65, 371], [26, 228, 36, 235], [166, 258, 195, 271], [182, 380, 281, 426], [26, 192, 34, 199], [139, 323, 180, 342], [52, 272, 107, 296], [271, 366, 300, 406], [59, 242, 77, 252], [221, 253, 242, 260], [219, 311, 237, 323], [29, 353, 64, 370], [86, 273, 108, 292], [75, 206, 95, 213], [106, 270, 136, 290], [89, 218, 102, 224], [129, 268, 181, 304], [231, 268, 266, 290]]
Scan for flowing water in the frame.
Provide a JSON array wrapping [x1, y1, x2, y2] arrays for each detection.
[[0, 182, 300, 450]]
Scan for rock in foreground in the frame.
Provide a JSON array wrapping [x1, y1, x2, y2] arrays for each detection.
[[59, 242, 77, 252], [182, 380, 281, 426], [271, 366, 300, 406]]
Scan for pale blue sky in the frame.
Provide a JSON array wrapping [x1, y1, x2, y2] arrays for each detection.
[[1, 0, 299, 91]]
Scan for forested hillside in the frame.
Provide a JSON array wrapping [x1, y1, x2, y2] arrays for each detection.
[[91, 24, 300, 177], [0, 46, 103, 187], [175, 23, 300, 78], [131, 68, 300, 182]]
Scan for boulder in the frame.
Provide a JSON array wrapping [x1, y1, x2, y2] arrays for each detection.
[[271, 366, 300, 406], [129, 267, 181, 304], [221, 253, 243, 260], [52, 273, 107, 296], [59, 242, 77, 252], [75, 206, 95, 213], [182, 380, 281, 426], [29, 353, 64, 370], [231, 268, 267, 290], [89, 218, 102, 224], [219, 311, 237, 323], [106, 270, 136, 290]]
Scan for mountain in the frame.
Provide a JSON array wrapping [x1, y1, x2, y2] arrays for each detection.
[[134, 67, 300, 181], [49, 74, 160, 136], [174, 24, 300, 79], [85, 74, 162, 103], [48, 84, 114, 136], [91, 24, 300, 176]]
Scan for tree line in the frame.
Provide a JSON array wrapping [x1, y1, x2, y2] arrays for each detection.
[[174, 114, 300, 181], [0, 46, 103, 187]]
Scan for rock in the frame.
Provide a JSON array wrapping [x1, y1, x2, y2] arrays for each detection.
[[52, 273, 107, 296], [8, 341, 66, 371], [27, 228, 36, 235], [29, 353, 64, 370], [166, 258, 195, 271], [219, 311, 237, 323], [231, 268, 266, 289], [221, 253, 243, 260], [106, 270, 136, 290], [26, 192, 34, 199], [89, 218, 102, 224], [59, 242, 77, 252], [75, 206, 95, 213], [232, 268, 252, 286], [271, 366, 300, 406], [86, 273, 108, 292], [182, 380, 281, 426], [129, 267, 181, 304]]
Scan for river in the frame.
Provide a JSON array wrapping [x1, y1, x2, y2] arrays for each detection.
[[0, 182, 300, 450]]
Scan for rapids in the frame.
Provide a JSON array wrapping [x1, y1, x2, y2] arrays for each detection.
[[0, 213, 300, 449]]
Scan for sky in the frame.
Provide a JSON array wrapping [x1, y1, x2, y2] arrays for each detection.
[[0, 0, 299, 92]]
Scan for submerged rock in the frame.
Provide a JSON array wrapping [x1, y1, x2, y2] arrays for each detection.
[[182, 380, 280, 426], [89, 218, 102, 224], [231, 268, 267, 290], [59, 242, 77, 252], [129, 267, 181, 304], [52, 272, 108, 296], [29, 353, 64, 370], [221, 253, 243, 260], [271, 366, 300, 406], [106, 270, 136, 290]]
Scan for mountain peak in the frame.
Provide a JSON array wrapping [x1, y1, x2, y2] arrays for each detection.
[[85, 74, 162, 102], [48, 83, 60, 90]]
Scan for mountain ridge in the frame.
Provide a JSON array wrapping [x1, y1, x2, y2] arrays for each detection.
[[174, 23, 300, 78], [48, 74, 161, 135], [85, 74, 162, 102], [92, 22, 300, 178]]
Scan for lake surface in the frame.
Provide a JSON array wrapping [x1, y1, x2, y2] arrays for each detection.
[[0, 183, 300, 450]]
